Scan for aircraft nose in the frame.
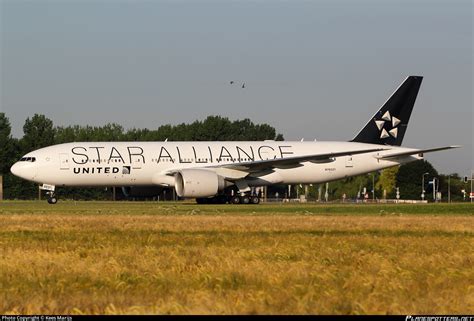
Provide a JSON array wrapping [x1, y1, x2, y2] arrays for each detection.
[[10, 161, 37, 181], [10, 162, 21, 177]]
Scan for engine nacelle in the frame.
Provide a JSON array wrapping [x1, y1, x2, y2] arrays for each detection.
[[175, 169, 226, 198]]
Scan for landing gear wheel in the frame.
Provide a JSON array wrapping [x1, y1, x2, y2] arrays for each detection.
[[241, 196, 251, 204], [47, 197, 58, 204], [230, 195, 241, 204], [251, 196, 260, 204], [45, 189, 58, 204]]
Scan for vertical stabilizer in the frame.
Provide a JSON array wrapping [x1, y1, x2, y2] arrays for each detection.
[[351, 76, 423, 146]]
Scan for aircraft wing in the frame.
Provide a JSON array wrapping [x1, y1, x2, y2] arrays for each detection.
[[212, 147, 386, 173], [162, 148, 385, 179], [375, 145, 461, 160]]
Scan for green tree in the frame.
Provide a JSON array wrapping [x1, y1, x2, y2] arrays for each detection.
[[196, 116, 233, 140], [21, 114, 55, 151], [55, 125, 79, 144], [376, 166, 399, 198], [123, 116, 284, 142], [94, 123, 124, 141], [275, 133, 284, 141], [396, 160, 438, 200], [0, 113, 30, 199], [11, 114, 56, 199], [0, 113, 15, 174], [438, 173, 465, 202], [325, 174, 373, 200]]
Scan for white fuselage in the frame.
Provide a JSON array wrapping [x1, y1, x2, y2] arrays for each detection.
[[10, 141, 420, 188]]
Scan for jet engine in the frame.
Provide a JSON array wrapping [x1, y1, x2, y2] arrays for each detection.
[[174, 169, 227, 198]]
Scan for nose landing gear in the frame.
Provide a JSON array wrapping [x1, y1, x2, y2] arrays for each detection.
[[47, 194, 58, 204], [40, 184, 57, 204]]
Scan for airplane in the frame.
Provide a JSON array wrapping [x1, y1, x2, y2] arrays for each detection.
[[10, 76, 459, 204]]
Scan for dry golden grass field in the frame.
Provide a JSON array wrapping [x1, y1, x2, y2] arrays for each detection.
[[0, 201, 473, 314]]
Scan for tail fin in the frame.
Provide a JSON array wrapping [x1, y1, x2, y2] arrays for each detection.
[[351, 76, 423, 146]]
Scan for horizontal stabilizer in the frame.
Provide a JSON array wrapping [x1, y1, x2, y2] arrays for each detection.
[[375, 145, 461, 160]]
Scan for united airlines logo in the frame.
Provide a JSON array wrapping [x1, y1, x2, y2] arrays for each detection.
[[374, 111, 400, 139]]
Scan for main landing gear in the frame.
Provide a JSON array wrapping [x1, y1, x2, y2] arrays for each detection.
[[40, 184, 57, 204], [196, 194, 260, 205], [229, 195, 260, 205], [196, 186, 261, 205]]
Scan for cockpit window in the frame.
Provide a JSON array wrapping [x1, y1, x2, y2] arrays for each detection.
[[19, 157, 36, 162]]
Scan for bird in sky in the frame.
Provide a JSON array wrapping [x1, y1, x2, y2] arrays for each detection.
[[229, 80, 245, 88]]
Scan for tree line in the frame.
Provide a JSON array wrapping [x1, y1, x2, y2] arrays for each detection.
[[0, 112, 468, 201]]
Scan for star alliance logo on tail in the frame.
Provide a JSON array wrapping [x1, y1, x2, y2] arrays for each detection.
[[374, 111, 400, 139]]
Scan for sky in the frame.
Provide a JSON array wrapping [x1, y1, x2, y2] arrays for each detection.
[[0, 0, 472, 175]]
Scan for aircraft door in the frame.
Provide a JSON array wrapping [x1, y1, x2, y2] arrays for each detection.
[[345, 156, 354, 168], [132, 158, 142, 170], [59, 153, 70, 170]]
